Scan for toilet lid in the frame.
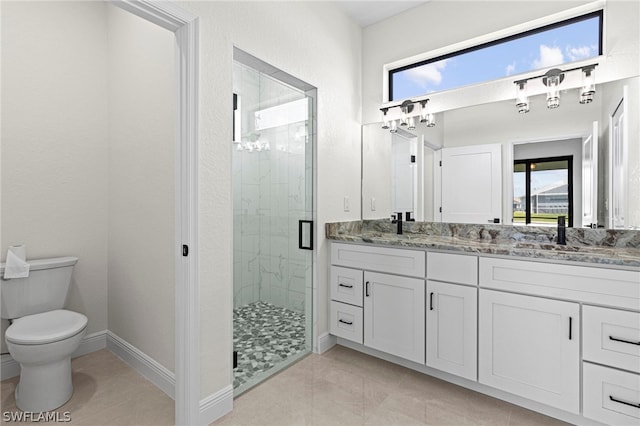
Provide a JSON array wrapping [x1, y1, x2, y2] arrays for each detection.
[[6, 310, 88, 345]]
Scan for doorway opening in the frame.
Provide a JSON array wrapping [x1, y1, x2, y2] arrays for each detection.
[[232, 48, 315, 395]]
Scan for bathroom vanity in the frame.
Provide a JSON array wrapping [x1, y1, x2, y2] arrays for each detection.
[[326, 221, 640, 425]]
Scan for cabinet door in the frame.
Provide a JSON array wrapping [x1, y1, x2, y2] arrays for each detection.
[[364, 271, 425, 364], [426, 281, 477, 381], [479, 289, 580, 413]]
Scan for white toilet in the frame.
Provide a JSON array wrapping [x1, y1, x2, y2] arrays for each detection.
[[1, 257, 87, 412]]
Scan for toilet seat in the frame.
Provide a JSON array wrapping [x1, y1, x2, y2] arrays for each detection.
[[6, 310, 87, 345]]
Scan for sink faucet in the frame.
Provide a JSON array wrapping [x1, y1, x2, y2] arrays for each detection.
[[391, 212, 403, 235], [557, 216, 566, 245]]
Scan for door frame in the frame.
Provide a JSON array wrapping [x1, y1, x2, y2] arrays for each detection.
[[111, 1, 200, 424]]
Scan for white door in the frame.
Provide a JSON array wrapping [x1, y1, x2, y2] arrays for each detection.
[[479, 289, 580, 414], [610, 88, 628, 229], [364, 271, 425, 364], [441, 144, 502, 224], [582, 121, 599, 228], [426, 281, 477, 381]]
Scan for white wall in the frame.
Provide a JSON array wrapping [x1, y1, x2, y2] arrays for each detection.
[[1, 2, 175, 373], [179, 1, 362, 398], [1, 1, 109, 352], [106, 4, 176, 372]]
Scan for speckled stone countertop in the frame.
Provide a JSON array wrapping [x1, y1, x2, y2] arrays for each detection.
[[326, 220, 640, 268]]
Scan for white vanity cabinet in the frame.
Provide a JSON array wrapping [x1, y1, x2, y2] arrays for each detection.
[[582, 305, 640, 425], [328, 239, 640, 425], [364, 271, 425, 363], [479, 289, 580, 413], [479, 256, 640, 419], [329, 243, 426, 364], [426, 252, 478, 381]]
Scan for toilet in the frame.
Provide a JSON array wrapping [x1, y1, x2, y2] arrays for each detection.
[[1, 257, 87, 412]]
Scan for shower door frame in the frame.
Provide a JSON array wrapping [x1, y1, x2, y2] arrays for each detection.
[[111, 1, 200, 425], [232, 47, 318, 387]]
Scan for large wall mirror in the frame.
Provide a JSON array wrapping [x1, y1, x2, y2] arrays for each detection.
[[362, 75, 640, 229]]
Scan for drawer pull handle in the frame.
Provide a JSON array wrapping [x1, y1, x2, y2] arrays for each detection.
[[338, 319, 353, 325], [569, 317, 572, 340], [609, 395, 640, 409], [609, 336, 640, 346], [429, 292, 434, 311], [366, 281, 370, 297], [338, 283, 353, 289]]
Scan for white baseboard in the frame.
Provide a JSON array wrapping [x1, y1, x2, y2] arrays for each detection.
[[199, 385, 233, 425], [106, 331, 175, 400], [73, 330, 108, 358], [1, 330, 107, 381], [316, 332, 337, 354]]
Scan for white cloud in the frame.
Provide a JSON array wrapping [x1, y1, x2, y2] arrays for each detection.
[[405, 59, 449, 88], [505, 62, 516, 76], [566, 45, 593, 62], [532, 45, 564, 69]]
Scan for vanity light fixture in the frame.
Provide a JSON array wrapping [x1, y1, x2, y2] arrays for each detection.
[[381, 108, 390, 129], [580, 65, 596, 104], [515, 81, 530, 114], [543, 69, 563, 109], [513, 63, 598, 113], [407, 116, 416, 130], [379, 98, 435, 133], [419, 99, 436, 127]]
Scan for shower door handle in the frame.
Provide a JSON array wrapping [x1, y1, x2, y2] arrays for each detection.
[[298, 220, 313, 250]]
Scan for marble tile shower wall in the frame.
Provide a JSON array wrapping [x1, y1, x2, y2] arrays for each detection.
[[233, 124, 309, 312]]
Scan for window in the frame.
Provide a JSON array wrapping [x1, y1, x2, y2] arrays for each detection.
[[389, 10, 602, 101], [513, 157, 573, 226]]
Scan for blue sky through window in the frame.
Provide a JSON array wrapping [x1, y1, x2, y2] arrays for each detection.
[[391, 15, 601, 101]]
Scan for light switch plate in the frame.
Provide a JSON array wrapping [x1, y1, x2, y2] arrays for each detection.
[[371, 197, 376, 211], [343, 196, 350, 212]]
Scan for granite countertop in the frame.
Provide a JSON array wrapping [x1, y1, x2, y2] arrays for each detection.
[[326, 221, 640, 268]]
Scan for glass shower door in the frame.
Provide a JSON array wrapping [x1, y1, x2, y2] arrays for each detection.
[[232, 56, 314, 395]]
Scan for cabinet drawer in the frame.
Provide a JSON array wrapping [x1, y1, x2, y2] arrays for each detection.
[[331, 243, 425, 278], [583, 362, 640, 425], [330, 266, 363, 307], [427, 252, 477, 285], [479, 257, 640, 310], [329, 301, 363, 344], [584, 305, 640, 373]]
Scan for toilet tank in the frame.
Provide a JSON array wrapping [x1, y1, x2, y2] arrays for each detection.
[[0, 257, 78, 320]]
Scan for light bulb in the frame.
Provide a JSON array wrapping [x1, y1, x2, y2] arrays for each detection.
[[407, 116, 416, 130], [390, 120, 398, 133], [544, 73, 561, 109], [515, 81, 529, 114], [580, 67, 595, 104]]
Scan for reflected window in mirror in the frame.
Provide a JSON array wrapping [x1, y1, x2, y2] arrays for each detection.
[[514, 157, 573, 227]]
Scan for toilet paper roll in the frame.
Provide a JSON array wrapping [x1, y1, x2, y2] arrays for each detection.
[[3, 244, 30, 279]]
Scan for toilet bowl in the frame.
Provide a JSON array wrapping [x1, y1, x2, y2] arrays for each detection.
[[6, 309, 88, 412]]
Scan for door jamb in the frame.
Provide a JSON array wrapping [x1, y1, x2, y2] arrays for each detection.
[[110, 1, 200, 424]]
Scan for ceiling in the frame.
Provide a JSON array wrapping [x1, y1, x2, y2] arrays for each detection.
[[336, 1, 429, 27]]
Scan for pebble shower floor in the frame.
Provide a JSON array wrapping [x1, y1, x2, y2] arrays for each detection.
[[233, 301, 307, 390]]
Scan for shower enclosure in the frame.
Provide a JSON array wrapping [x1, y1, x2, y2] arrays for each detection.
[[232, 49, 314, 395]]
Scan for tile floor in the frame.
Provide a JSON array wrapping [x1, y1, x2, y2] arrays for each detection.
[[216, 345, 570, 426], [233, 302, 307, 391], [1, 345, 569, 426], [1, 349, 173, 425]]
